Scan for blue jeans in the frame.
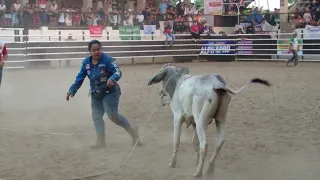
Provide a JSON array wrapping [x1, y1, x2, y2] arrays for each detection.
[[91, 85, 131, 136], [11, 12, 18, 25], [0, 68, 2, 88], [164, 33, 175, 46]]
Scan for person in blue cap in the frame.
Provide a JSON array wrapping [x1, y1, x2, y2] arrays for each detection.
[[66, 40, 141, 149]]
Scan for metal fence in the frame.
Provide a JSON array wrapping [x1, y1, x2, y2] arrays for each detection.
[[3, 30, 320, 69]]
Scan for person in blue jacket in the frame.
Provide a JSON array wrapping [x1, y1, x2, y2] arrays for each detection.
[[66, 40, 141, 149]]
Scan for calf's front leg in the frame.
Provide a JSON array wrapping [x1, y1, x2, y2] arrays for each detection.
[[168, 114, 183, 168]]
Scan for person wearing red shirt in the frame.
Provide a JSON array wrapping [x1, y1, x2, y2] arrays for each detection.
[[190, 23, 200, 41], [0, 40, 8, 88], [164, 24, 175, 47]]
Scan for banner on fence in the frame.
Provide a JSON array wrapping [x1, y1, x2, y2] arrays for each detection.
[[237, 40, 253, 55], [200, 40, 234, 55], [204, 0, 222, 15], [89, 25, 103, 38], [143, 25, 156, 35], [119, 26, 141, 40], [304, 25, 320, 39], [277, 39, 303, 55]]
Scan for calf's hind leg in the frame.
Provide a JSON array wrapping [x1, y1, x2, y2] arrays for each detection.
[[206, 93, 230, 176]]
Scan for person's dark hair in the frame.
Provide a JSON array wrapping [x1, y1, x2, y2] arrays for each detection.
[[88, 40, 101, 51]]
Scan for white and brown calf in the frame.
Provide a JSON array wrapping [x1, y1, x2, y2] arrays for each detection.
[[148, 64, 271, 177]]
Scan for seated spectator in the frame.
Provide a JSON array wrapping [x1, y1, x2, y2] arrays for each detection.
[[190, 22, 200, 42], [246, 22, 255, 34], [207, 26, 216, 35], [303, 7, 313, 25], [295, 15, 305, 28], [294, 8, 302, 19], [164, 24, 175, 47]]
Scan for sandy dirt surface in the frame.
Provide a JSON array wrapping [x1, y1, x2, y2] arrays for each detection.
[[0, 61, 320, 180]]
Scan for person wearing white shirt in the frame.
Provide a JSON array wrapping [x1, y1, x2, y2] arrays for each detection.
[[136, 10, 144, 24], [303, 7, 312, 24]]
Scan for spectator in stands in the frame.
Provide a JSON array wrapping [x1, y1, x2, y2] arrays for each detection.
[[208, 26, 216, 35], [136, 10, 144, 27], [48, 0, 58, 26], [176, 1, 185, 16], [246, 22, 255, 34], [294, 8, 302, 19], [159, 0, 167, 14], [270, 8, 280, 26], [303, 7, 313, 25], [263, 10, 271, 24], [39, 0, 47, 26], [11, 0, 21, 26], [32, 1, 41, 26], [164, 24, 174, 47], [123, 9, 134, 26], [190, 22, 200, 42], [295, 15, 305, 28], [23, 3, 33, 26], [0, 0, 6, 25]]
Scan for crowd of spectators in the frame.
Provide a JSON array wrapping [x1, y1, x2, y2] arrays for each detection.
[[0, 0, 209, 30], [293, 0, 320, 28]]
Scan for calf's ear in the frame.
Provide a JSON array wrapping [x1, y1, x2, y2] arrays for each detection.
[[148, 70, 167, 85]]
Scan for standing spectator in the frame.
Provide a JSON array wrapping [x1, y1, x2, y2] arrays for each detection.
[[11, 0, 21, 26], [32, 1, 41, 26], [39, 0, 47, 26], [23, 3, 33, 26], [73, 8, 81, 26], [123, 9, 134, 26], [58, 6, 65, 26], [0, 0, 6, 25], [136, 10, 144, 27], [0, 39, 8, 88], [143, 8, 150, 22], [270, 8, 280, 26], [263, 10, 271, 24], [64, 6, 73, 27], [159, 0, 167, 14], [286, 32, 300, 66], [176, 1, 185, 16], [164, 24, 174, 47], [47, 0, 58, 26]]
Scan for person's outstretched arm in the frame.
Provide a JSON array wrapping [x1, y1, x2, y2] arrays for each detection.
[[67, 61, 87, 96]]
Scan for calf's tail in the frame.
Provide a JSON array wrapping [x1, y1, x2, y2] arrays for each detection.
[[215, 78, 271, 95]]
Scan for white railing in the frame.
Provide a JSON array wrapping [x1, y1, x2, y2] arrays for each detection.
[[3, 31, 320, 69]]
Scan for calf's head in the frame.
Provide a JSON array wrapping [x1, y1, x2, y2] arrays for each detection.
[[148, 64, 190, 99]]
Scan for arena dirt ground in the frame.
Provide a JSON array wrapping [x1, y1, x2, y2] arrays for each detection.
[[0, 61, 320, 180]]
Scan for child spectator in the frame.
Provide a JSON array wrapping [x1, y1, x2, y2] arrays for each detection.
[[164, 24, 175, 47]]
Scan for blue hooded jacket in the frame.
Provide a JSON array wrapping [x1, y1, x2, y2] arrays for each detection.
[[68, 53, 122, 96]]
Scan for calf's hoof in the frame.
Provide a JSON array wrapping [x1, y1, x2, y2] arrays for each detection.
[[193, 171, 202, 178], [206, 165, 215, 176], [168, 161, 176, 168]]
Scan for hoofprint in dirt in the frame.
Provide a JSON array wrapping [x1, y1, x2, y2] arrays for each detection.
[[0, 62, 319, 180]]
